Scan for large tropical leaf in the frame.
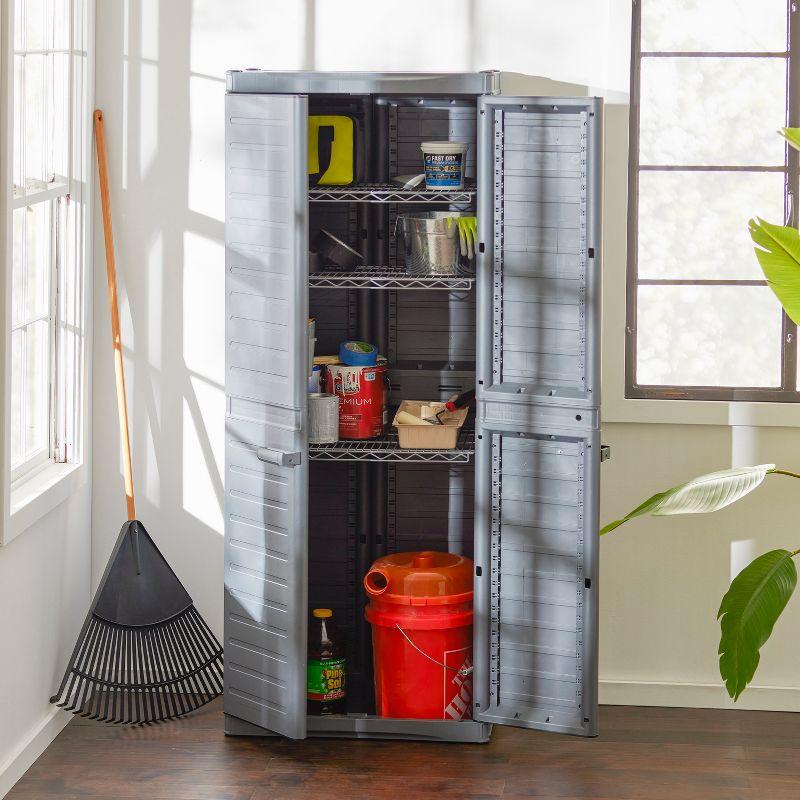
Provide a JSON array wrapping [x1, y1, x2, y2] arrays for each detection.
[[779, 127, 800, 152], [749, 217, 800, 325], [718, 549, 797, 700], [600, 464, 775, 535]]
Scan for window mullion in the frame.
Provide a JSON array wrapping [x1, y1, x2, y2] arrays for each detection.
[[783, 0, 800, 392], [11, 314, 51, 333], [51, 197, 63, 461], [12, 181, 70, 209], [626, 0, 643, 394]]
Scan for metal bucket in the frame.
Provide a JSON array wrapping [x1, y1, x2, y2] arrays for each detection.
[[397, 211, 474, 276]]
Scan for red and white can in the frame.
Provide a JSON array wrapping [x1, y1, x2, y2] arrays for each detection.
[[324, 363, 388, 439]]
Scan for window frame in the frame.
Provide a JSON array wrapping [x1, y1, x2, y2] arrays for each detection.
[[626, 0, 800, 402], [0, 0, 93, 544]]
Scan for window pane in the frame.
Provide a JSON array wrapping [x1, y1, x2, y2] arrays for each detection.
[[22, 54, 46, 183], [639, 57, 786, 166], [24, 319, 50, 459], [50, 53, 70, 178], [25, 202, 51, 319], [10, 332, 24, 467], [11, 209, 26, 327], [14, 52, 71, 186], [17, 0, 48, 51], [12, 56, 23, 188], [13, 203, 52, 327], [10, 321, 50, 468], [638, 171, 785, 279], [642, 0, 787, 53], [636, 286, 782, 386], [52, 0, 70, 50]]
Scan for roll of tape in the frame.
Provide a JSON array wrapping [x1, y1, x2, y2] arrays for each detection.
[[308, 392, 339, 444], [339, 340, 378, 367]]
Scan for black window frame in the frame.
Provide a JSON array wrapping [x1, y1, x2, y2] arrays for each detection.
[[626, 0, 800, 402]]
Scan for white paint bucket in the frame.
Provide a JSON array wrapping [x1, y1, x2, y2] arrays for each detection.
[[420, 141, 468, 190]]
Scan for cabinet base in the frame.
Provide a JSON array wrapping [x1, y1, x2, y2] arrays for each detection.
[[224, 712, 492, 743]]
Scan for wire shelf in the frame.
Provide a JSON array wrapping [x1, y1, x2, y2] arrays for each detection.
[[309, 183, 476, 204], [309, 431, 474, 463], [309, 266, 474, 291]]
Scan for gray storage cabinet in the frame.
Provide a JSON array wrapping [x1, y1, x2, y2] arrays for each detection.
[[223, 71, 602, 742]]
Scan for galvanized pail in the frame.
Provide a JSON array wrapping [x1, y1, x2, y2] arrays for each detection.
[[397, 211, 474, 276]]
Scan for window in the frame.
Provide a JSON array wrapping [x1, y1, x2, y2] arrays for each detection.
[[3, 0, 89, 484], [627, 0, 798, 401]]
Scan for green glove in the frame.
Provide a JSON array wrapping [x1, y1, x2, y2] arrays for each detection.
[[446, 216, 478, 259]]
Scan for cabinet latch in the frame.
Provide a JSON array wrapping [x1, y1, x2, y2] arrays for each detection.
[[256, 447, 302, 467]]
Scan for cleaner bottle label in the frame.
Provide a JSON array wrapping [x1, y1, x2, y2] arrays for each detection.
[[307, 657, 346, 701]]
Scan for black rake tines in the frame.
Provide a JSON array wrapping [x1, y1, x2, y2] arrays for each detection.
[[50, 606, 223, 725]]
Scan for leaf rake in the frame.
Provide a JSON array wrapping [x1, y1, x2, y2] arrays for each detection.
[[50, 110, 223, 723]]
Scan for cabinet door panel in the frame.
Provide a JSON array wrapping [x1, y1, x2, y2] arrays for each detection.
[[474, 96, 601, 736], [224, 93, 309, 740]]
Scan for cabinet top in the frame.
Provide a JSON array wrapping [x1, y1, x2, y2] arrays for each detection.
[[225, 70, 500, 96]]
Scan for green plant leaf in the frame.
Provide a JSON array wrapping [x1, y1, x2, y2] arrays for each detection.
[[749, 217, 800, 325], [718, 549, 797, 700], [600, 464, 775, 535], [779, 127, 800, 152]]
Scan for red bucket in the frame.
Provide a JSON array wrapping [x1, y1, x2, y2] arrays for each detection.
[[364, 551, 473, 720], [325, 363, 388, 440]]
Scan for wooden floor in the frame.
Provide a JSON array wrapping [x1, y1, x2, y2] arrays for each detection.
[[7, 699, 800, 799]]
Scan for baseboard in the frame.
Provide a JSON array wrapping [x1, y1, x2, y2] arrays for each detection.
[[0, 708, 71, 799], [600, 679, 800, 712]]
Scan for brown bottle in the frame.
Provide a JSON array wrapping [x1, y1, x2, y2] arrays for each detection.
[[307, 608, 346, 715]]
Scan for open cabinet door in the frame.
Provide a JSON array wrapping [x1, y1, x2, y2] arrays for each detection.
[[474, 96, 602, 736], [223, 93, 309, 739]]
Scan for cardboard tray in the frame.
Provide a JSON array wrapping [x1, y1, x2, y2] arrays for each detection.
[[392, 400, 468, 449]]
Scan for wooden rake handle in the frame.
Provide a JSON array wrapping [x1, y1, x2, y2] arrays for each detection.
[[94, 109, 136, 521]]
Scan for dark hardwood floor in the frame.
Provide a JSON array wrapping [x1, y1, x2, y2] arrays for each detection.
[[7, 699, 800, 799]]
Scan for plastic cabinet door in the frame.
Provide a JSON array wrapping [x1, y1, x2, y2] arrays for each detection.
[[474, 96, 602, 736], [224, 93, 309, 739]]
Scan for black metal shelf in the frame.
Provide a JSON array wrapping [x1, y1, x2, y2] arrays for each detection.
[[308, 183, 476, 204], [309, 431, 474, 463], [309, 267, 474, 291]]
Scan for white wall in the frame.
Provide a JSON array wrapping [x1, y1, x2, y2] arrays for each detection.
[[0, 491, 92, 797], [92, 0, 800, 713]]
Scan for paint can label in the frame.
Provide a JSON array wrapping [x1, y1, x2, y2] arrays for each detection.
[[325, 364, 387, 439], [424, 152, 464, 187]]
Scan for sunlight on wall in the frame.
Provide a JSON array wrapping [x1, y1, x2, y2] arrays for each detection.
[[188, 74, 225, 222], [730, 538, 758, 583], [139, 62, 159, 179], [181, 229, 224, 536], [730, 425, 761, 467], [182, 231, 224, 382], [190, 0, 309, 78], [143, 403, 161, 509], [147, 232, 163, 370], [140, 0, 159, 60], [182, 380, 225, 533], [729, 427, 768, 581], [314, 0, 473, 71]]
